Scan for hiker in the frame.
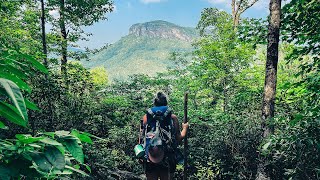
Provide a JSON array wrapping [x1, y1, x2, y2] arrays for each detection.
[[138, 92, 189, 180]]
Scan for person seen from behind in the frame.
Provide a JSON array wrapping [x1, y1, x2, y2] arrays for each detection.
[[137, 92, 189, 180]]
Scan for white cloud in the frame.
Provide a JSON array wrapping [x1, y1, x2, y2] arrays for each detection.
[[140, 0, 165, 4]]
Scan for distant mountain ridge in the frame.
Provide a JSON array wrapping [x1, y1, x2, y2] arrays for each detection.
[[129, 20, 197, 42], [81, 20, 197, 81]]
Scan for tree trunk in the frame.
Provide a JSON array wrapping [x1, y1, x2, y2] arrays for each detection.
[[231, 0, 242, 28], [59, 0, 67, 74], [223, 75, 228, 113], [257, 0, 281, 179], [40, 0, 48, 67], [234, 13, 240, 27], [232, 0, 236, 25], [262, 0, 281, 139]]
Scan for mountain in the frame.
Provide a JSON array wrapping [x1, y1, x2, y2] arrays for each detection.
[[81, 20, 197, 80]]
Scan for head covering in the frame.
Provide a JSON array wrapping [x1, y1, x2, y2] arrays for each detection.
[[148, 145, 164, 163], [154, 92, 168, 106]]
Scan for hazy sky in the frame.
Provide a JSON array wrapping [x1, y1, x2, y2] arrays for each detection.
[[78, 0, 270, 49]]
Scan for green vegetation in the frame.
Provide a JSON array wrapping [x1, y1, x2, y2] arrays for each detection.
[[0, 0, 319, 179], [82, 21, 196, 81]]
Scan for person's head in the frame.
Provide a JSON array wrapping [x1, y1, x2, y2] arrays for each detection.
[[153, 92, 168, 106]]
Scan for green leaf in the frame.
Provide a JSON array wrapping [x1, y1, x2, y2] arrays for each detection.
[[31, 152, 53, 172], [28, 144, 42, 149], [0, 73, 31, 92], [40, 137, 62, 146], [0, 121, 8, 130], [262, 142, 271, 151], [40, 138, 65, 155], [55, 131, 71, 137], [0, 102, 27, 127], [0, 78, 28, 121], [25, 99, 39, 111], [44, 146, 65, 170], [52, 169, 73, 175], [84, 164, 91, 173], [289, 114, 304, 126], [1, 65, 27, 79], [22, 54, 48, 74], [55, 145, 66, 156], [65, 165, 89, 177], [71, 130, 93, 144], [64, 139, 84, 164], [43, 132, 55, 138], [15, 134, 44, 144]]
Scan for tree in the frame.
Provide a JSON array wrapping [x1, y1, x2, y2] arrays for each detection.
[[262, 0, 281, 141], [231, 0, 260, 27], [40, 0, 48, 67], [90, 66, 109, 88], [282, 0, 320, 66], [47, 0, 113, 73], [195, 8, 255, 112], [257, 0, 281, 179]]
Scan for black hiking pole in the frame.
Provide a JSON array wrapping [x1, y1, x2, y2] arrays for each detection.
[[183, 92, 188, 180]]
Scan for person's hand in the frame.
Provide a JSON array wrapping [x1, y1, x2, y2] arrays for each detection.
[[182, 122, 189, 130]]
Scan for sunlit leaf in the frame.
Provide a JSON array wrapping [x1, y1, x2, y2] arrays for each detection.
[[0, 78, 27, 121], [0, 102, 26, 127], [15, 134, 43, 144]]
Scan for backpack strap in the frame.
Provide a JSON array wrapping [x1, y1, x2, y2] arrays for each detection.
[[146, 108, 154, 124], [147, 108, 154, 116], [163, 107, 172, 117]]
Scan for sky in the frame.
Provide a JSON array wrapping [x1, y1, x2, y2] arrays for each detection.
[[78, 0, 270, 49]]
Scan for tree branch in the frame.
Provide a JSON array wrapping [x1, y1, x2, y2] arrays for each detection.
[[235, 0, 243, 17], [240, 0, 259, 14]]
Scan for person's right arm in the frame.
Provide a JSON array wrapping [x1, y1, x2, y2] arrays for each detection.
[[172, 114, 189, 144]]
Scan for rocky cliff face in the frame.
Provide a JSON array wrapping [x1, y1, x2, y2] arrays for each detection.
[[129, 20, 196, 42]]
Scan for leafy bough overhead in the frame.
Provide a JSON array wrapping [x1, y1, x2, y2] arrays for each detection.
[[0, 48, 47, 128], [0, 48, 93, 178], [0, 78, 28, 127]]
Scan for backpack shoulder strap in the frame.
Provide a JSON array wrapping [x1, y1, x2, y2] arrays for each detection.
[[147, 108, 154, 116], [163, 107, 172, 117], [146, 108, 154, 124]]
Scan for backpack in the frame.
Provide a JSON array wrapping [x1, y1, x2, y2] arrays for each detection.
[[142, 106, 177, 163]]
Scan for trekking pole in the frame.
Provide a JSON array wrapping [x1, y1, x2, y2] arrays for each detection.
[[183, 92, 188, 180]]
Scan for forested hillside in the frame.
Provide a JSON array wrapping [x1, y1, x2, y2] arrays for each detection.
[[0, 0, 319, 180], [82, 20, 196, 80]]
